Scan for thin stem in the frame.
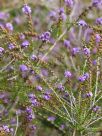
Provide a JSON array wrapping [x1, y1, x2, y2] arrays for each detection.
[[93, 57, 100, 106], [37, 28, 67, 65], [82, 59, 87, 74], [14, 113, 19, 136], [0, 58, 15, 73], [73, 129, 76, 136], [85, 116, 102, 128], [70, 56, 77, 72]]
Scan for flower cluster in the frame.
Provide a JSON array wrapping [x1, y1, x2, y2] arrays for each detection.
[[0, 0, 102, 136]]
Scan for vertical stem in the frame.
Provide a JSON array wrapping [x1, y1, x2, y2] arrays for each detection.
[[14, 113, 19, 136], [73, 129, 76, 136]]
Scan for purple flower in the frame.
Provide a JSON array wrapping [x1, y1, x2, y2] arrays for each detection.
[[92, 0, 102, 6], [26, 107, 35, 121], [83, 48, 90, 56], [78, 76, 86, 82], [95, 34, 101, 43], [14, 17, 21, 25], [39, 31, 51, 42], [16, 109, 22, 115], [21, 40, 30, 48], [29, 125, 36, 130], [22, 4, 31, 14], [58, 8, 66, 21], [36, 86, 42, 91], [49, 11, 57, 20], [0, 47, 4, 53], [30, 54, 37, 61], [28, 93, 36, 99], [64, 40, 71, 48], [0, 12, 9, 20], [47, 116, 55, 122], [72, 47, 80, 55], [64, 70, 72, 78], [58, 8, 64, 14], [92, 60, 97, 65], [84, 73, 89, 79], [43, 93, 51, 100], [92, 47, 97, 54], [96, 17, 102, 25], [93, 106, 100, 112], [10, 118, 16, 124], [41, 69, 48, 77], [60, 124, 65, 130], [19, 64, 28, 72], [57, 83, 65, 91], [30, 99, 39, 106], [0, 23, 4, 29], [78, 73, 89, 82], [26, 107, 32, 114], [60, 13, 67, 21], [10, 128, 14, 132], [3, 125, 10, 133], [19, 33, 25, 40], [8, 43, 15, 50], [78, 20, 87, 27], [64, 0, 74, 7], [86, 92, 93, 97], [28, 93, 39, 106], [6, 23, 13, 31]]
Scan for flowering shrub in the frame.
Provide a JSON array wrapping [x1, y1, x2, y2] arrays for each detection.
[[0, 0, 102, 136]]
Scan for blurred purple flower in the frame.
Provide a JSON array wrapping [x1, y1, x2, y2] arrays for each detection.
[[58, 8, 67, 21], [43, 93, 51, 100], [3, 125, 10, 133], [14, 17, 22, 25], [64, 0, 74, 7], [60, 124, 65, 130], [64, 70, 72, 78], [93, 106, 100, 112], [49, 11, 57, 20], [26, 107, 35, 121], [78, 73, 89, 82], [47, 116, 55, 121], [29, 125, 36, 130], [41, 69, 48, 76], [64, 40, 71, 48], [83, 48, 90, 56], [28, 93, 36, 99], [57, 83, 65, 91], [22, 4, 31, 14], [0, 47, 4, 53], [21, 40, 30, 48], [30, 54, 37, 61], [96, 17, 102, 25], [92, 60, 97, 65], [78, 20, 87, 27], [95, 34, 101, 43], [58, 8, 64, 14], [78, 76, 86, 82], [36, 85, 43, 91], [60, 13, 67, 21], [26, 107, 32, 114], [0, 12, 9, 20], [86, 92, 93, 97], [6, 23, 13, 31], [72, 47, 80, 55], [92, 0, 102, 7], [8, 43, 15, 50], [39, 31, 51, 42], [19, 64, 28, 72], [19, 33, 25, 40]]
